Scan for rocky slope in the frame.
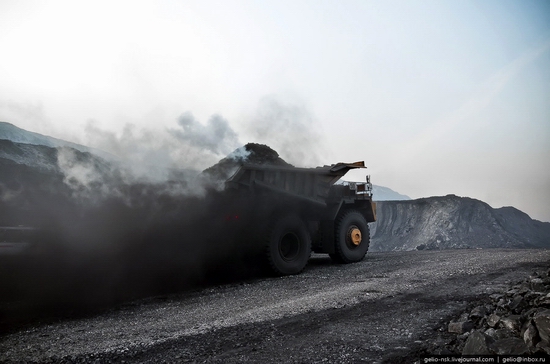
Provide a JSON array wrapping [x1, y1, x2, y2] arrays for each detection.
[[370, 195, 550, 251], [0, 139, 125, 226]]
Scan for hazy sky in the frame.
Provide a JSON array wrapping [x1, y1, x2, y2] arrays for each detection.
[[1, 0, 549, 221]]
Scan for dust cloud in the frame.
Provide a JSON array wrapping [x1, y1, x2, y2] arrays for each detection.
[[0, 105, 328, 329], [243, 96, 327, 168], [0, 115, 268, 329]]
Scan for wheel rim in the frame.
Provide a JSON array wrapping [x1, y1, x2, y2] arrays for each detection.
[[279, 232, 300, 261], [347, 226, 362, 248]]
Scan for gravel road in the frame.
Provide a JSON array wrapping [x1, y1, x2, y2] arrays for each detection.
[[1, 249, 549, 363]]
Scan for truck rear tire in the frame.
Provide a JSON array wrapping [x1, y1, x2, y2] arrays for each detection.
[[265, 215, 311, 275], [332, 210, 370, 263]]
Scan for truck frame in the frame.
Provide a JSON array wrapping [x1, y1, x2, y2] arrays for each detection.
[[223, 161, 376, 275]]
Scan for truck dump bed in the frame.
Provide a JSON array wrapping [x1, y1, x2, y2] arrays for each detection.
[[226, 161, 368, 206]]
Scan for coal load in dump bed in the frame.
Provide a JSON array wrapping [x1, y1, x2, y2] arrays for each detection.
[[200, 142, 292, 184]]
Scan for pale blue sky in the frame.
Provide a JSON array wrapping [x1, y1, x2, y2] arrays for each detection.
[[0, 0, 549, 221]]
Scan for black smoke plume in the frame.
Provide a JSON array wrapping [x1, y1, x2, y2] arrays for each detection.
[[0, 126, 277, 332]]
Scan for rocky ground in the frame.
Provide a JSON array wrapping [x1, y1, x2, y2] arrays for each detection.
[[434, 268, 550, 356], [1, 249, 549, 363]]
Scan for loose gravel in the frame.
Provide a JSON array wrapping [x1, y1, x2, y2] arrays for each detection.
[[1, 249, 549, 363]]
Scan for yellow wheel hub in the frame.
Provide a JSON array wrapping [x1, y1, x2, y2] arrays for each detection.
[[349, 227, 362, 246]]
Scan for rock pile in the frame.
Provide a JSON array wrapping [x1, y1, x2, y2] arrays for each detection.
[[370, 196, 550, 252], [444, 269, 550, 356]]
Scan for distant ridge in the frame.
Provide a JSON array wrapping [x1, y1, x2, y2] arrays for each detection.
[[0, 121, 112, 160], [372, 185, 411, 201]]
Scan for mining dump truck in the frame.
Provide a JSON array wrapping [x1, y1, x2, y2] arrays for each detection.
[[223, 161, 376, 275]]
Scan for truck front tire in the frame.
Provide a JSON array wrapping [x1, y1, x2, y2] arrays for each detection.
[[331, 210, 370, 263], [265, 215, 311, 275]]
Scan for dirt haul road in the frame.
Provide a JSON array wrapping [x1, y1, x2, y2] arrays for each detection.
[[1, 249, 549, 363]]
